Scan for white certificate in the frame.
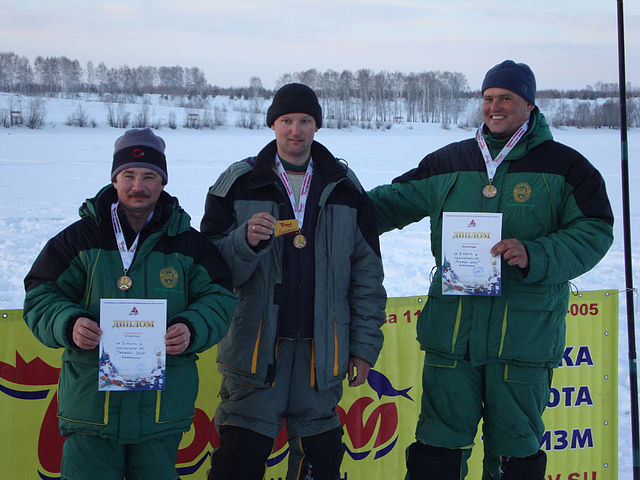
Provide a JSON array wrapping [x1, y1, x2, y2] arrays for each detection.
[[442, 212, 502, 296], [98, 299, 167, 391]]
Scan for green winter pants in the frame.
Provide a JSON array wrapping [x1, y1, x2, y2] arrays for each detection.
[[416, 353, 552, 460], [61, 432, 182, 480]]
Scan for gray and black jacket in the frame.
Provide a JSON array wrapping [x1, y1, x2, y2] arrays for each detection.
[[201, 140, 386, 390]]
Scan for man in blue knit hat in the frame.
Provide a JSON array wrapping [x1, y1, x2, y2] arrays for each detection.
[[368, 61, 614, 479]]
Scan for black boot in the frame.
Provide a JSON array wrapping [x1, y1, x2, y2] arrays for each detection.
[[289, 427, 344, 480], [500, 450, 547, 480], [406, 442, 463, 480], [208, 426, 273, 480]]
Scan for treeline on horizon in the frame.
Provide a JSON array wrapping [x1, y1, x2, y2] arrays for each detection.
[[2, 52, 637, 101], [1, 52, 639, 129]]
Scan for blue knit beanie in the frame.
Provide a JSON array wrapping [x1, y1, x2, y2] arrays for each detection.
[[481, 60, 536, 105]]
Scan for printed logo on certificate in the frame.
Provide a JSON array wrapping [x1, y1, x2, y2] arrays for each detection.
[[442, 212, 502, 296], [99, 299, 167, 391]]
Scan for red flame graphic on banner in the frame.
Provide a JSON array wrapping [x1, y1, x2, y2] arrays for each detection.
[[338, 397, 398, 450], [0, 352, 60, 385]]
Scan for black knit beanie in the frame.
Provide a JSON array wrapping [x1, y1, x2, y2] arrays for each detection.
[[481, 60, 536, 105], [266, 83, 322, 128], [111, 128, 168, 184]]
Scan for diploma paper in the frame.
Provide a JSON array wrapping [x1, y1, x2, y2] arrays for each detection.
[[99, 299, 166, 391], [442, 212, 502, 296]]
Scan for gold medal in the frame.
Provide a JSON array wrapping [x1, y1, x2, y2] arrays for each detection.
[[482, 184, 498, 198], [117, 275, 133, 291], [293, 234, 307, 249]]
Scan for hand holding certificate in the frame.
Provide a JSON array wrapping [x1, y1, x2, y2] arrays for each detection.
[[442, 212, 502, 296], [99, 299, 167, 391]]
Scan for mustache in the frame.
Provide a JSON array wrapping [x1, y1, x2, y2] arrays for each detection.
[[128, 191, 150, 198]]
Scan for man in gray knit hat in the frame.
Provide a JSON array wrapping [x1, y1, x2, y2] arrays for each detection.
[[201, 83, 386, 479], [368, 61, 613, 480], [23, 128, 236, 480]]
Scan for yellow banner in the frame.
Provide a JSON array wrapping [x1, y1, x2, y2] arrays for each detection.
[[0, 291, 618, 479]]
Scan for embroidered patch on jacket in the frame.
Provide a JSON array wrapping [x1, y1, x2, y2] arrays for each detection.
[[160, 267, 179, 288], [513, 183, 532, 203]]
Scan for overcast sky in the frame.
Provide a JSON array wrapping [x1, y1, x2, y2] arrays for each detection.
[[1, 0, 638, 91]]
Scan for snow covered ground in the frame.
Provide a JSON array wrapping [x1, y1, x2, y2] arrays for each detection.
[[0, 96, 638, 477]]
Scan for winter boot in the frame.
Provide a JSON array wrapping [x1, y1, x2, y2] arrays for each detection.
[[406, 442, 465, 480], [208, 426, 273, 480], [500, 450, 547, 480], [288, 427, 344, 480]]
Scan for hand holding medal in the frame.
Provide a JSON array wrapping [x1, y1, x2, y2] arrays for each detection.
[[274, 218, 307, 249]]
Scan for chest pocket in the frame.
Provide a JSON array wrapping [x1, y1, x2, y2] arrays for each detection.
[[234, 200, 278, 225], [500, 173, 559, 241]]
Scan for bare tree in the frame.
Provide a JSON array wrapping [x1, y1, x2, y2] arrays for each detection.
[[391, 71, 405, 119], [185, 67, 207, 96], [132, 98, 151, 128], [134, 66, 157, 93], [26, 96, 46, 128], [95, 62, 109, 96], [0, 52, 33, 93], [356, 69, 373, 122], [34, 56, 61, 94], [105, 102, 130, 128], [66, 104, 95, 127], [295, 69, 319, 90], [86, 61, 95, 90], [58, 56, 82, 96], [118, 66, 138, 96], [158, 66, 184, 94], [249, 76, 263, 95], [275, 73, 294, 89]]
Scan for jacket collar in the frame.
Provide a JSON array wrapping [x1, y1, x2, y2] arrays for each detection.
[[247, 139, 350, 190], [482, 107, 553, 161], [80, 185, 191, 237]]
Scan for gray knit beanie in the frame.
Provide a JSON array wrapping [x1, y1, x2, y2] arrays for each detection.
[[481, 60, 536, 105], [111, 128, 167, 184]]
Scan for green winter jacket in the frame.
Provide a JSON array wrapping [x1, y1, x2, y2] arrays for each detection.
[[368, 110, 613, 368], [23, 185, 236, 443], [201, 140, 386, 390]]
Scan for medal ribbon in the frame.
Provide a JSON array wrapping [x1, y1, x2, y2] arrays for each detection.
[[110, 202, 152, 272], [475, 120, 529, 184], [274, 154, 313, 230]]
